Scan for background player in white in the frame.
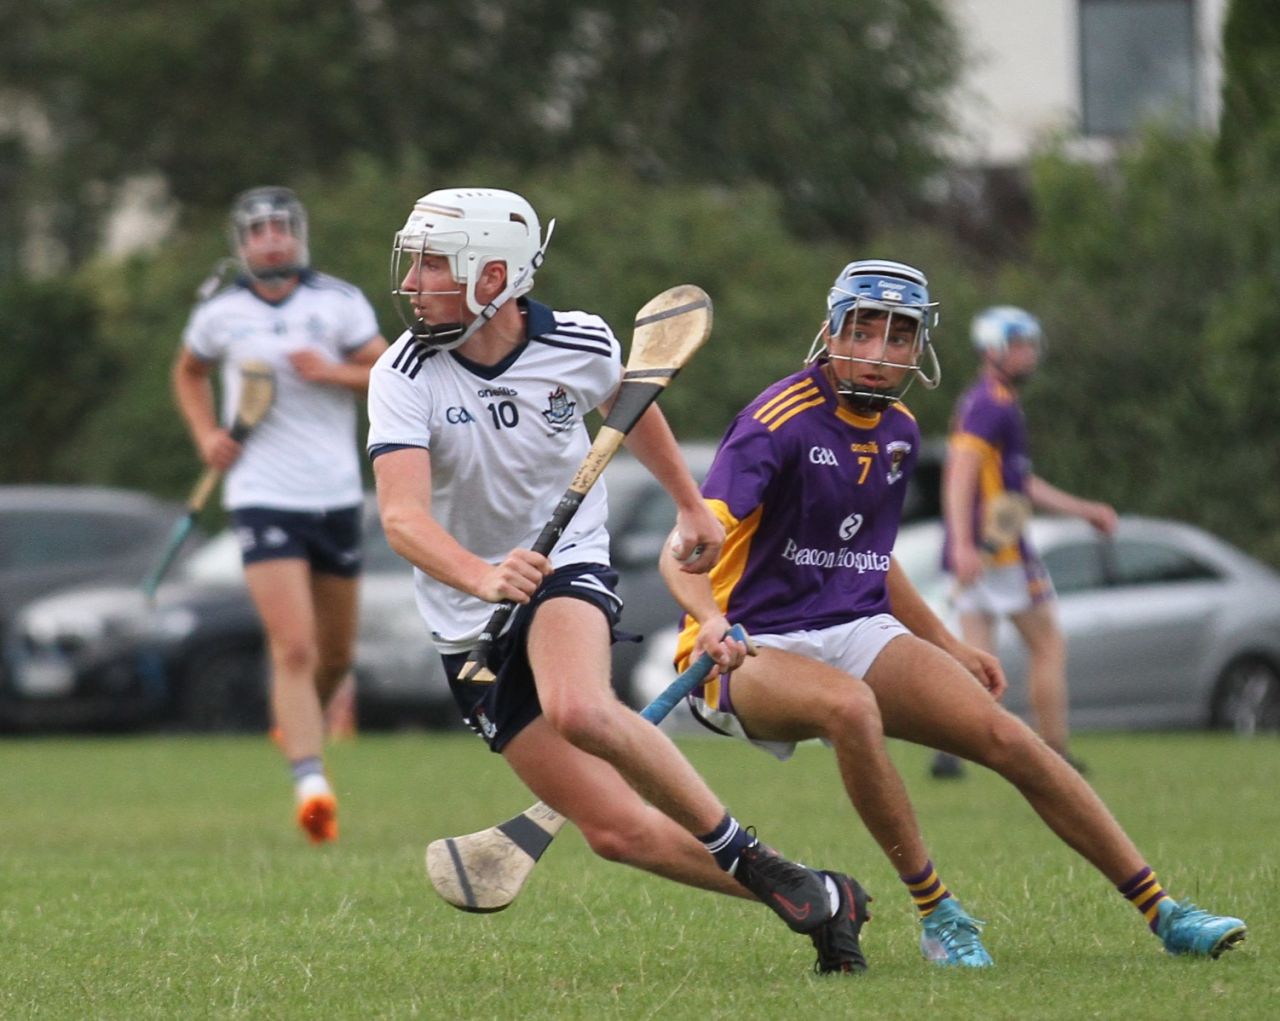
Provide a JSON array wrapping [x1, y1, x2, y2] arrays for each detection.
[[932, 306, 1117, 779], [661, 260, 1246, 964], [368, 187, 870, 974], [173, 186, 387, 843]]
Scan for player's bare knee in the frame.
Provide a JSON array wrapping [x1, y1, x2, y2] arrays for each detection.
[[578, 821, 634, 864], [541, 698, 620, 755], [271, 641, 317, 679], [823, 681, 883, 744], [974, 709, 1042, 774]]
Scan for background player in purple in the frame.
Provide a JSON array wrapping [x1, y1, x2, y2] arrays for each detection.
[[662, 260, 1245, 966], [932, 307, 1117, 779]]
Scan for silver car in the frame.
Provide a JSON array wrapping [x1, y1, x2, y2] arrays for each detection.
[[892, 516, 1280, 734]]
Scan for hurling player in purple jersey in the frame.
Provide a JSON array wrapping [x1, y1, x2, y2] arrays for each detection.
[[931, 306, 1117, 780], [662, 261, 1244, 965]]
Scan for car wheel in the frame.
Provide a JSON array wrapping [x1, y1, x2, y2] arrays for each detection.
[[1211, 656, 1280, 735], [178, 646, 269, 732]]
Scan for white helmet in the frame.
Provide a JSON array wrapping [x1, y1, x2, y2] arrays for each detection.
[[391, 187, 554, 350], [229, 186, 309, 281], [971, 305, 1044, 356]]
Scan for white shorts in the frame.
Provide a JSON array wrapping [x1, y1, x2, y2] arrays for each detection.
[[688, 613, 909, 761], [950, 562, 1056, 618]]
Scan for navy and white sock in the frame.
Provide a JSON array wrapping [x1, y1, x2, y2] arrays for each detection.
[[290, 756, 329, 800], [697, 813, 754, 873]]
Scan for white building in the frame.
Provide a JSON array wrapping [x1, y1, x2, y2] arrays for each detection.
[[945, 0, 1229, 166]]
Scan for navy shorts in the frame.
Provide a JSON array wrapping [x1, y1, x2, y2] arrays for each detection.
[[441, 563, 631, 753], [231, 505, 363, 577]]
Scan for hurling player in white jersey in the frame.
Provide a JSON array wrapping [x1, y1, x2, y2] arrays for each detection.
[[661, 260, 1246, 965], [368, 188, 871, 974], [173, 187, 387, 844]]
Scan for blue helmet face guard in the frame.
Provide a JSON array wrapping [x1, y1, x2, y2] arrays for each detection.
[[806, 259, 941, 410]]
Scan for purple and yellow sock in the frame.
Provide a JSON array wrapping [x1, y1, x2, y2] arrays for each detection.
[[901, 859, 952, 918], [1117, 866, 1170, 932]]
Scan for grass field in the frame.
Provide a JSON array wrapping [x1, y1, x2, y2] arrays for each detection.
[[1, 729, 1275, 1020]]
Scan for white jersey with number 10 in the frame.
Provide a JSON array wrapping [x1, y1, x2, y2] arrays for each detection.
[[367, 298, 623, 653]]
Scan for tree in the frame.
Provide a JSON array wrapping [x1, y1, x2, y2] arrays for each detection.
[[0, 277, 120, 483], [1, 0, 962, 274], [1217, 0, 1280, 175], [984, 126, 1280, 565]]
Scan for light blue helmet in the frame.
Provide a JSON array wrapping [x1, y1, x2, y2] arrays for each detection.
[[970, 305, 1043, 356], [806, 259, 941, 409], [827, 259, 932, 338]]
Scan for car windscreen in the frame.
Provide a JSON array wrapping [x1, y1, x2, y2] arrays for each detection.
[[0, 510, 165, 570]]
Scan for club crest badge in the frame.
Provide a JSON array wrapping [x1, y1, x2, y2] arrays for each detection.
[[886, 440, 912, 484], [541, 386, 577, 433]]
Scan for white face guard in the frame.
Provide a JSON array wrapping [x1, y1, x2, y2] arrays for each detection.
[[389, 190, 554, 352], [229, 188, 309, 282]]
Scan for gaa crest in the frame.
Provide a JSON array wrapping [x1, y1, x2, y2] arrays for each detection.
[[885, 440, 912, 484], [541, 386, 577, 433]]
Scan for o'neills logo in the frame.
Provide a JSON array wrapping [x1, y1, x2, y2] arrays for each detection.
[[781, 539, 890, 573]]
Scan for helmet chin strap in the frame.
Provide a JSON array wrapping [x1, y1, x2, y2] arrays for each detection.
[[832, 375, 899, 413], [248, 264, 303, 283], [409, 222, 555, 353]]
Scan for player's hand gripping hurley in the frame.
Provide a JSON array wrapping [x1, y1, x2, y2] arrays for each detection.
[[458, 284, 714, 683], [428, 624, 755, 912], [141, 360, 276, 600]]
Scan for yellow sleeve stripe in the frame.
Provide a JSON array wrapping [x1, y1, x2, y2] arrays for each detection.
[[673, 500, 762, 670], [706, 497, 739, 532], [954, 432, 1027, 567], [890, 401, 917, 422], [950, 432, 996, 458], [753, 382, 822, 430], [765, 395, 826, 431], [709, 502, 761, 610]]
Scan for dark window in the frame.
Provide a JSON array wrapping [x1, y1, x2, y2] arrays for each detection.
[[0, 510, 161, 570], [1079, 0, 1197, 136], [1042, 541, 1106, 594], [1108, 539, 1219, 586]]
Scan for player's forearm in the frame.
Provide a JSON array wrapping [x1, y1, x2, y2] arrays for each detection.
[[379, 501, 492, 598], [1026, 475, 1089, 516], [942, 448, 980, 550], [325, 360, 375, 393], [171, 358, 219, 446], [332, 337, 388, 393], [658, 547, 722, 624]]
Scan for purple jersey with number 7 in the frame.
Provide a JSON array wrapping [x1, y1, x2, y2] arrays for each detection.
[[673, 363, 920, 666]]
